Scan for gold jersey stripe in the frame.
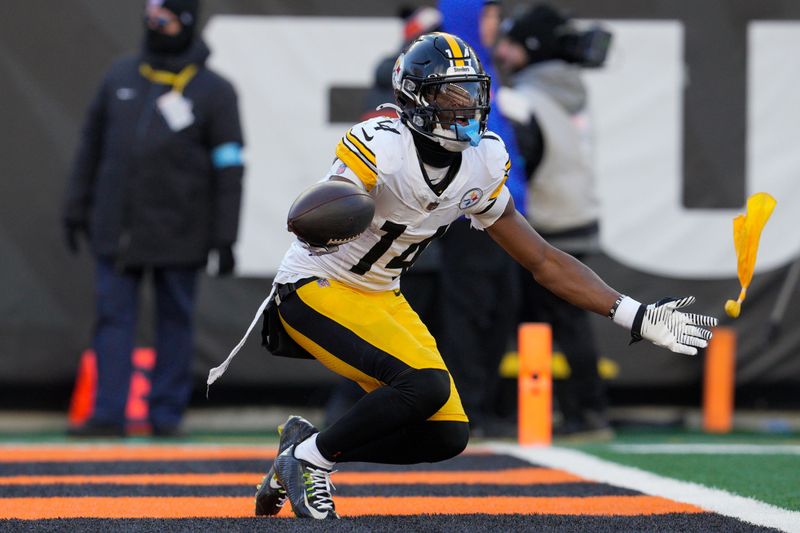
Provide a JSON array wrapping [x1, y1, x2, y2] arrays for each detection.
[[505, 158, 512, 170], [442, 33, 466, 67], [346, 130, 376, 166], [342, 132, 377, 174], [336, 140, 378, 190], [489, 174, 508, 200]]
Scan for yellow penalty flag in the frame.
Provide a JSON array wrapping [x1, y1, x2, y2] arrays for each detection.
[[725, 192, 777, 318]]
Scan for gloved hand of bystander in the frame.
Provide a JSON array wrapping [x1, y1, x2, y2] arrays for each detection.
[[208, 245, 236, 277], [64, 220, 90, 255]]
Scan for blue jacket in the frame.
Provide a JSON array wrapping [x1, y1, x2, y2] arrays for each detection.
[[439, 0, 528, 215]]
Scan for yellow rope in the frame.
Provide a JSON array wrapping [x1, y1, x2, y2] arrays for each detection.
[[138, 63, 198, 94]]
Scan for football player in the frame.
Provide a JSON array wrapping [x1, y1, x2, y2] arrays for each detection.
[[211, 32, 717, 520]]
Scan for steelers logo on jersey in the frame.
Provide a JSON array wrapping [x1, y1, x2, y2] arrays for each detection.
[[459, 188, 483, 210]]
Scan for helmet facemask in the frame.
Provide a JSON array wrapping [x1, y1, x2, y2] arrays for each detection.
[[418, 78, 489, 151]]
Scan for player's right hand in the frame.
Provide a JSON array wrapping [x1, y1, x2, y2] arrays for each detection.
[[631, 296, 718, 355], [298, 238, 339, 256]]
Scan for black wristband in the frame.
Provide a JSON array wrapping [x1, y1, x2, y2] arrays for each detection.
[[629, 303, 647, 344], [608, 295, 624, 319]]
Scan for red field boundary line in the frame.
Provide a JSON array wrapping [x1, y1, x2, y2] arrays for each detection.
[[0, 495, 706, 518], [0, 468, 582, 486]]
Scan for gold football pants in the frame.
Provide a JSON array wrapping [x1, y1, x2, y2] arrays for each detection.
[[277, 278, 467, 423]]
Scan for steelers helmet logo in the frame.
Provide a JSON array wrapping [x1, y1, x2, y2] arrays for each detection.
[[392, 55, 405, 92]]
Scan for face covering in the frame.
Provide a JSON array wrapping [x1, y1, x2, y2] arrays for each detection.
[[144, 18, 194, 54]]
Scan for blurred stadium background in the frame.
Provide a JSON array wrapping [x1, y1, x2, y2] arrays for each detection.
[[2, 0, 800, 428], [1, 1, 799, 529]]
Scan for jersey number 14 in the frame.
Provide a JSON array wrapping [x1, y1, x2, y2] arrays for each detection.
[[349, 221, 448, 277]]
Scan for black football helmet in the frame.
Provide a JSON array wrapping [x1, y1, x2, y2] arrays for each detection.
[[392, 32, 491, 151]]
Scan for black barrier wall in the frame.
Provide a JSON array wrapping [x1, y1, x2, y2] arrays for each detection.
[[1, 0, 798, 396]]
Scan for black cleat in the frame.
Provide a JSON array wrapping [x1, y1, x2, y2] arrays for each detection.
[[255, 416, 317, 516], [274, 445, 338, 519], [255, 468, 285, 516]]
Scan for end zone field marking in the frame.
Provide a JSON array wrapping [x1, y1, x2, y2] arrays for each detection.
[[0, 495, 703, 519], [0, 446, 276, 462], [490, 443, 800, 533], [0, 443, 493, 463], [0, 468, 582, 486]]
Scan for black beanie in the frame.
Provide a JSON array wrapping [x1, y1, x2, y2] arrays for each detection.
[[144, 0, 200, 55], [148, 0, 199, 27], [503, 4, 568, 65]]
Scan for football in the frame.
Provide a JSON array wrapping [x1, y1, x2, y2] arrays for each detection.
[[287, 180, 375, 246]]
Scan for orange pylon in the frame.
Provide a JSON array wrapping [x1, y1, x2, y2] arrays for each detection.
[[703, 327, 736, 433], [518, 323, 552, 446]]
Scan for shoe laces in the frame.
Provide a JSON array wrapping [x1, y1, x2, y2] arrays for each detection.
[[304, 467, 337, 511], [268, 473, 288, 508]]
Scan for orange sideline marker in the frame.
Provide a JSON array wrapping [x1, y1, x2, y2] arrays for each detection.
[[518, 323, 552, 445], [67, 348, 155, 431], [703, 327, 736, 433], [67, 351, 97, 426]]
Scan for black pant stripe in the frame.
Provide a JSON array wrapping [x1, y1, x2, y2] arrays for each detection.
[[278, 291, 413, 386]]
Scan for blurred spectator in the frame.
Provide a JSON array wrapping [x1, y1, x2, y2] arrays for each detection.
[[437, 0, 528, 436], [62, 0, 244, 437], [362, 6, 443, 119], [495, 3, 613, 438]]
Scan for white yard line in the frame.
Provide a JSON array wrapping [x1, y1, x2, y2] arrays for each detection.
[[610, 443, 800, 455], [489, 443, 800, 533]]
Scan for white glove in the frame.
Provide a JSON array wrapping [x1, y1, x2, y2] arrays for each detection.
[[613, 296, 718, 356]]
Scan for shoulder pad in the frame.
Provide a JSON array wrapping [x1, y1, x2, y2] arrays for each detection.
[[477, 130, 510, 182], [335, 118, 405, 189]]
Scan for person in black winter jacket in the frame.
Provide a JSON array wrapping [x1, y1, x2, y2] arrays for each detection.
[[63, 0, 244, 437]]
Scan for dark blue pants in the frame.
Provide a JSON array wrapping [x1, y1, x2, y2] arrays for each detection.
[[92, 258, 198, 429]]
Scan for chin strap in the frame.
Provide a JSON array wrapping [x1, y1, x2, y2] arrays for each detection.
[[376, 103, 402, 116]]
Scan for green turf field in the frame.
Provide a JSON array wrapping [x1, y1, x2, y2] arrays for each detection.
[[571, 429, 800, 511]]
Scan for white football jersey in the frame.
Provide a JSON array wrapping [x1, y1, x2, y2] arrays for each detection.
[[275, 116, 512, 292]]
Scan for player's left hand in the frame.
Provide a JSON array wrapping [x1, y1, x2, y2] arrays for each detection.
[[631, 296, 718, 355]]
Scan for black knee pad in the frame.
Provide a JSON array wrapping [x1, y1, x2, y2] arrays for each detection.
[[424, 421, 470, 462], [392, 368, 451, 420]]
